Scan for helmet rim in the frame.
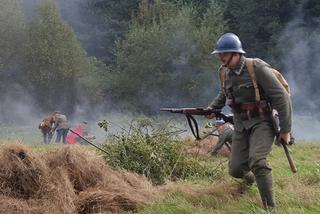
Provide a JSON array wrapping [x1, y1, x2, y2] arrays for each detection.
[[211, 33, 246, 55]]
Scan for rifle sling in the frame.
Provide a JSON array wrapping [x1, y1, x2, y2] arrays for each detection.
[[185, 114, 201, 140]]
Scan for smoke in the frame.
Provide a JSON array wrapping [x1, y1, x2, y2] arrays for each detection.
[[278, 2, 320, 140], [3, 0, 320, 143], [0, 89, 39, 125], [0, 0, 99, 143]]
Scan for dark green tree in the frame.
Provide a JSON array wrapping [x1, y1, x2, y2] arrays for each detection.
[[25, 0, 95, 114], [0, 0, 26, 92], [224, 0, 299, 65], [58, 0, 140, 64], [302, 0, 320, 25], [106, 0, 224, 113]]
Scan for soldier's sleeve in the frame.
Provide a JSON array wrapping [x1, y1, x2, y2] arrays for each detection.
[[208, 69, 226, 109], [214, 131, 227, 152], [254, 60, 292, 133], [225, 127, 233, 143]]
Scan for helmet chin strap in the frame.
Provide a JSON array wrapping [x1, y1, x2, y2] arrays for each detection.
[[222, 53, 234, 68]]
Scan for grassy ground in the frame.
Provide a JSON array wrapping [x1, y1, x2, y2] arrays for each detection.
[[0, 124, 42, 145], [1, 126, 319, 214], [137, 142, 320, 214]]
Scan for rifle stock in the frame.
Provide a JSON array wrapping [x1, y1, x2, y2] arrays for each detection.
[[281, 139, 297, 173], [270, 109, 297, 173]]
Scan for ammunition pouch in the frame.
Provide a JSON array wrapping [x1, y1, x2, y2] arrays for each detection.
[[231, 100, 270, 121]]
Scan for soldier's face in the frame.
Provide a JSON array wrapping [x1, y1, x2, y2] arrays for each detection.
[[218, 53, 240, 69]]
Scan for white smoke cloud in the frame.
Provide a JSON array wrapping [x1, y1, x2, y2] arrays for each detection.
[[279, 3, 320, 140]]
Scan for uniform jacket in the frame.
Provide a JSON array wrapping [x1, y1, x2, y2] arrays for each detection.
[[53, 113, 70, 130], [39, 115, 55, 132], [210, 57, 292, 133]]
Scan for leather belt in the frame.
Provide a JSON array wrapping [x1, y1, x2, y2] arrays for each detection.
[[232, 101, 270, 120]]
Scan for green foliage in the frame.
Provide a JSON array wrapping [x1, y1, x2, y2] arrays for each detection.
[[0, 0, 305, 115], [25, 0, 96, 112], [105, 0, 224, 112], [101, 118, 222, 184], [302, 0, 320, 25], [60, 0, 140, 63], [0, 0, 25, 93], [224, 0, 299, 64], [97, 119, 110, 132], [0, 0, 25, 65]]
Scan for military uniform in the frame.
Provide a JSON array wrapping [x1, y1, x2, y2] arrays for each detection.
[[38, 115, 55, 144], [212, 123, 233, 154], [210, 56, 292, 209], [52, 113, 70, 144]]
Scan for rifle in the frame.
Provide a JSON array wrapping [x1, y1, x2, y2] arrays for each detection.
[[270, 109, 297, 173], [160, 107, 233, 140]]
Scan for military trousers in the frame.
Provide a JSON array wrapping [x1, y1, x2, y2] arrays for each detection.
[[229, 120, 275, 178], [55, 128, 69, 144]]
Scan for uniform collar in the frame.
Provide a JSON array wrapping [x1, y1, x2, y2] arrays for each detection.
[[230, 55, 245, 75]]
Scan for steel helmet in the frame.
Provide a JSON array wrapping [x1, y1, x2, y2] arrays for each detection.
[[211, 33, 246, 54]]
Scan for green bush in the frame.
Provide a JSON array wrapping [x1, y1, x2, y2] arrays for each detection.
[[100, 117, 223, 184]]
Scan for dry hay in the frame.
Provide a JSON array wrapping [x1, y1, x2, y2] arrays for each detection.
[[76, 189, 138, 214], [184, 136, 231, 159], [0, 143, 76, 213], [44, 146, 156, 213], [0, 144, 45, 199], [74, 170, 156, 214], [44, 146, 108, 193], [0, 144, 157, 214]]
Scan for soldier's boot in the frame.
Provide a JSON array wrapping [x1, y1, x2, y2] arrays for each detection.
[[243, 171, 255, 186], [238, 171, 255, 193], [256, 173, 276, 211]]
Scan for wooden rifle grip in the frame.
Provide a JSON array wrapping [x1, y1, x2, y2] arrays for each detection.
[[281, 141, 297, 173]]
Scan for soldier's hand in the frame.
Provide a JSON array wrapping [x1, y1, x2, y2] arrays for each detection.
[[279, 132, 290, 144], [205, 107, 215, 119], [205, 113, 215, 119]]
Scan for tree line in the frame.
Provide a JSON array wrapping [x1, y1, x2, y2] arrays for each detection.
[[0, 0, 318, 118]]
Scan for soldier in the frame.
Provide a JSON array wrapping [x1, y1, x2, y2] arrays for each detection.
[[38, 114, 55, 144], [211, 119, 233, 155], [208, 33, 292, 210], [52, 111, 70, 144]]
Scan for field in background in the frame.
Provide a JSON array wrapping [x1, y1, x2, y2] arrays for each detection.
[[0, 125, 41, 144], [0, 123, 106, 146]]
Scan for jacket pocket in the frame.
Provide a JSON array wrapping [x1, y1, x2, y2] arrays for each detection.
[[237, 82, 253, 90]]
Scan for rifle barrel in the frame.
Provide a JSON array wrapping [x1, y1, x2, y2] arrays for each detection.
[[160, 108, 183, 113], [69, 129, 109, 155]]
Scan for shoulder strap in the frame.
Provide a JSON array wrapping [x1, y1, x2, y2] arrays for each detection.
[[218, 65, 227, 95], [245, 58, 264, 117], [245, 58, 261, 102]]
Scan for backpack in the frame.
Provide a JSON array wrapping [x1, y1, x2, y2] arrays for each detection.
[[245, 58, 291, 98]]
